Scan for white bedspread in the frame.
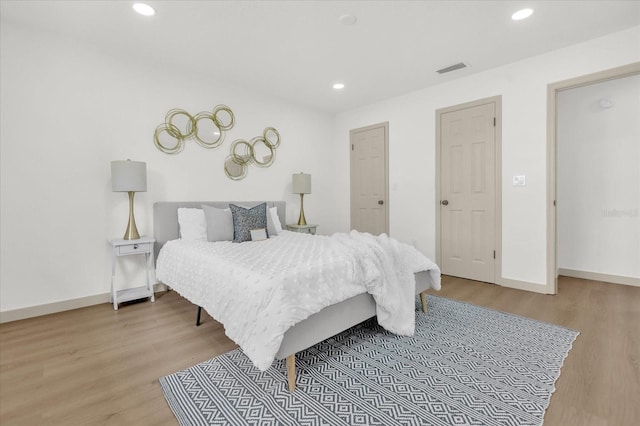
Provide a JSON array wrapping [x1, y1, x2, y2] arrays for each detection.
[[156, 230, 440, 371]]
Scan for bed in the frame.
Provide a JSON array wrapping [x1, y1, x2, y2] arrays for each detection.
[[154, 200, 441, 391]]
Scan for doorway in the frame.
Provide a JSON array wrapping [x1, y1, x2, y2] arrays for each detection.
[[548, 62, 640, 292], [436, 96, 501, 283]]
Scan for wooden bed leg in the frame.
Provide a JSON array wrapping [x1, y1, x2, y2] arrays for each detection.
[[286, 355, 296, 392], [196, 306, 202, 326], [420, 291, 428, 314]]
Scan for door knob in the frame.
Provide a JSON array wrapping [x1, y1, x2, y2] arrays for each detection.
[[378, 200, 384, 205], [441, 200, 449, 206]]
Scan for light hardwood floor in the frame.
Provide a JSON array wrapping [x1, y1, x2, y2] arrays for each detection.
[[1, 276, 638, 425]]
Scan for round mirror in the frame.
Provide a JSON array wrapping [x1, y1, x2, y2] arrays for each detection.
[[193, 112, 223, 148], [213, 105, 235, 131], [154, 123, 184, 154], [224, 156, 247, 180]]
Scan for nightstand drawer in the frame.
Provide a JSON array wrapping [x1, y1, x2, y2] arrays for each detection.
[[116, 242, 153, 256]]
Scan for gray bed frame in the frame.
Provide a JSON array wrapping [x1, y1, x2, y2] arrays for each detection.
[[153, 201, 431, 391]]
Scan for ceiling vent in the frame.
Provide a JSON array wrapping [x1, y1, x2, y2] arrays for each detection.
[[436, 62, 468, 74]]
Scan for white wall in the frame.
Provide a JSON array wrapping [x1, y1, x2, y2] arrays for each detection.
[[2, 20, 639, 314], [557, 74, 640, 279], [0, 20, 338, 313], [334, 26, 640, 287]]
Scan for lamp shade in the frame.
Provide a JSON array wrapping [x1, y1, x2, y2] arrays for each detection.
[[292, 173, 311, 194], [111, 160, 147, 192]]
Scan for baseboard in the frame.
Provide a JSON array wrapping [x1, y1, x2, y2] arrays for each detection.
[[497, 277, 553, 294], [558, 268, 640, 287], [0, 283, 168, 324]]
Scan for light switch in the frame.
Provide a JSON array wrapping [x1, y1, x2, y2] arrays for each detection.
[[512, 175, 526, 186]]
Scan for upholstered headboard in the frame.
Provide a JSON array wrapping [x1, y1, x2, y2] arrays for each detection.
[[153, 201, 286, 259]]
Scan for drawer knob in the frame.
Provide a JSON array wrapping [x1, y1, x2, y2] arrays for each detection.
[[133, 244, 139, 249]]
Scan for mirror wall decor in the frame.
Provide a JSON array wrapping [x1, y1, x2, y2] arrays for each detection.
[[224, 127, 281, 180], [154, 104, 280, 180], [154, 104, 235, 154]]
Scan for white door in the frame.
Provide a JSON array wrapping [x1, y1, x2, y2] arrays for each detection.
[[439, 101, 496, 283], [350, 122, 389, 235]]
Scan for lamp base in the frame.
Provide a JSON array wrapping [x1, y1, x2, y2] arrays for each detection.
[[297, 193, 307, 226], [123, 191, 141, 240]]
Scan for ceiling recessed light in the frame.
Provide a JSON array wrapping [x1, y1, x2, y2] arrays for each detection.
[[133, 3, 156, 17], [333, 83, 345, 90], [339, 14, 357, 26], [511, 8, 533, 21]]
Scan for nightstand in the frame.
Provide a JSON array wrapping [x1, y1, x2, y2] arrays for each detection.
[[109, 237, 156, 310], [286, 224, 318, 235]]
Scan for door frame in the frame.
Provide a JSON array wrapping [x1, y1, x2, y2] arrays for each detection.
[[546, 62, 640, 294], [350, 121, 390, 234], [435, 95, 502, 284]]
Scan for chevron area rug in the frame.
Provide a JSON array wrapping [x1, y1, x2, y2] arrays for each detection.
[[160, 295, 579, 425]]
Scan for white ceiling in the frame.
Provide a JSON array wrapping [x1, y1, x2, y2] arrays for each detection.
[[2, 1, 639, 113]]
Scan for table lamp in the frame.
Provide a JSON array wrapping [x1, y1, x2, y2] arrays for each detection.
[[111, 160, 147, 240], [292, 172, 311, 225]]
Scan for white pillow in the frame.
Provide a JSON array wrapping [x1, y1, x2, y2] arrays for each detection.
[[267, 206, 283, 236], [177, 208, 207, 241]]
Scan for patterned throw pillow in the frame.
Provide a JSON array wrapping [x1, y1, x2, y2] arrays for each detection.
[[230, 203, 269, 243]]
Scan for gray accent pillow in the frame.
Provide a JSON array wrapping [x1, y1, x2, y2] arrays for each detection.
[[202, 205, 234, 242], [230, 203, 268, 243]]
